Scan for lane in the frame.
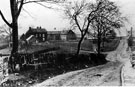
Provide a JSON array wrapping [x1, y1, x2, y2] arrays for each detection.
[[121, 59, 135, 86], [121, 37, 135, 86]]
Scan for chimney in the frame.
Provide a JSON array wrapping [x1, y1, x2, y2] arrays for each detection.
[[131, 27, 133, 37], [29, 27, 31, 30], [37, 26, 41, 29], [54, 27, 56, 30]]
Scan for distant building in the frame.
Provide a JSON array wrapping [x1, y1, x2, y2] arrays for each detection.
[[20, 27, 77, 43], [47, 30, 76, 41], [47, 31, 61, 40], [20, 27, 47, 43]]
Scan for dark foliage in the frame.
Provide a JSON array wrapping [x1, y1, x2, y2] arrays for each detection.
[[128, 36, 133, 47]]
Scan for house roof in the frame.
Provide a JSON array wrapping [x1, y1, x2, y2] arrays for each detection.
[[26, 35, 35, 41], [47, 30, 74, 35], [47, 31, 61, 34], [28, 27, 47, 33], [60, 30, 69, 34]]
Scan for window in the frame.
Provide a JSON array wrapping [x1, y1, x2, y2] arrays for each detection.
[[39, 34, 41, 37], [36, 34, 38, 37], [43, 34, 45, 37], [43, 37, 45, 41]]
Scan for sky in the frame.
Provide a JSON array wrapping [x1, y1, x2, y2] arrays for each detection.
[[0, 0, 135, 35]]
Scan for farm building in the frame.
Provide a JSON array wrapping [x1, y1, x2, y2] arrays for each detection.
[[47, 30, 77, 41], [20, 27, 77, 42], [20, 27, 47, 43]]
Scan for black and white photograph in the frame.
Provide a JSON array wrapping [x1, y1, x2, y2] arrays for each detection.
[[0, 0, 134, 86]]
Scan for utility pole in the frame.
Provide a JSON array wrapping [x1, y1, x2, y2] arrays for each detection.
[[128, 27, 133, 47], [131, 27, 133, 38]]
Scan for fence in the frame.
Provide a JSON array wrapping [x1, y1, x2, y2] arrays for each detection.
[[0, 47, 60, 72]]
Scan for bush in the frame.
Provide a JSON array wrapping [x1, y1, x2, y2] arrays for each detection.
[[128, 38, 133, 47]]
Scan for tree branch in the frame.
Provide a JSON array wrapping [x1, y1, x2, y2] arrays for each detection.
[[33, 2, 53, 9], [23, 0, 64, 4], [17, 0, 24, 18], [0, 11, 12, 28], [74, 16, 82, 32], [23, 0, 44, 4], [100, 15, 120, 28], [22, 8, 35, 19], [82, 2, 102, 36], [82, 17, 87, 30], [22, 0, 62, 10]]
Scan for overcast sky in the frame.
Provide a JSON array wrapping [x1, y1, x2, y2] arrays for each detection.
[[0, 0, 135, 35]]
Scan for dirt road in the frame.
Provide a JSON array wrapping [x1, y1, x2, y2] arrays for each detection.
[[32, 62, 122, 87], [121, 48, 135, 86], [121, 59, 135, 86]]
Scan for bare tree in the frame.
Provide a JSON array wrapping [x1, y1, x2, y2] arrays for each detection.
[[64, 0, 126, 57], [0, 24, 12, 42], [90, 0, 126, 57], [0, 0, 65, 72], [64, 0, 101, 56]]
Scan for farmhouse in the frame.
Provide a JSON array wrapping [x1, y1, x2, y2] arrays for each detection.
[[20, 27, 77, 43], [47, 30, 76, 41], [20, 27, 47, 43]]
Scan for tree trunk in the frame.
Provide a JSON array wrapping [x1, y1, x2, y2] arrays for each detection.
[[97, 34, 101, 58], [11, 22, 18, 54], [8, 0, 19, 73], [8, 20, 18, 73], [10, 0, 18, 55], [97, 39, 101, 56], [76, 34, 84, 57]]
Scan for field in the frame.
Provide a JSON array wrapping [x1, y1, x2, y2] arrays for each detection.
[[48, 39, 120, 53], [0, 38, 120, 54]]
